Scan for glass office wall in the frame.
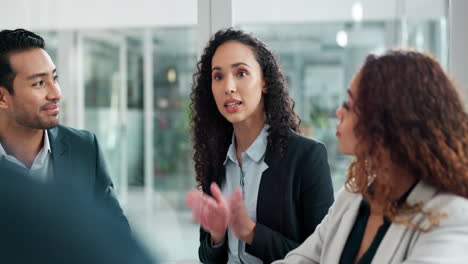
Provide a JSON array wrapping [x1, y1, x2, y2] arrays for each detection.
[[235, 0, 448, 189], [82, 33, 124, 187], [77, 28, 199, 261], [151, 27, 197, 196], [149, 27, 199, 260]]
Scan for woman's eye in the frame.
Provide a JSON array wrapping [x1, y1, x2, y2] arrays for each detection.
[[237, 71, 247, 77], [342, 101, 350, 111], [213, 73, 223, 81], [53, 75, 59, 82]]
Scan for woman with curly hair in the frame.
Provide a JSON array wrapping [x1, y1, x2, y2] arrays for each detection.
[[185, 28, 334, 264], [274, 49, 468, 264]]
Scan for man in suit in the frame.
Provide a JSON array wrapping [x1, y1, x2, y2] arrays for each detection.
[[0, 28, 128, 228]]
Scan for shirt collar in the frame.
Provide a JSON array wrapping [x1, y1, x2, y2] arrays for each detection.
[[0, 140, 6, 157], [223, 124, 269, 165], [224, 133, 238, 165], [43, 130, 51, 154], [0, 130, 52, 157]]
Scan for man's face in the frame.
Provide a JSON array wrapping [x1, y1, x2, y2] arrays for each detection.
[[0, 48, 61, 130]]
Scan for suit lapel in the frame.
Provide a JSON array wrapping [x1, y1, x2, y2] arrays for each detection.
[[255, 144, 281, 227], [0, 155, 28, 177], [324, 195, 362, 263], [260, 145, 273, 184], [373, 181, 438, 263], [48, 126, 70, 184]]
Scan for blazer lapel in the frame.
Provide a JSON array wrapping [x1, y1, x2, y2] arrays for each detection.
[[260, 130, 294, 197], [324, 195, 362, 263], [0, 155, 28, 177], [258, 144, 276, 193], [373, 181, 438, 263], [372, 219, 407, 263], [254, 144, 286, 232], [48, 126, 70, 184], [260, 146, 274, 184]]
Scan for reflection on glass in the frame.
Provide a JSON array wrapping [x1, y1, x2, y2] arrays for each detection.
[[148, 27, 199, 261], [78, 28, 200, 261], [151, 27, 197, 194], [83, 36, 122, 188], [238, 18, 447, 189], [127, 33, 145, 186], [82, 31, 145, 189]]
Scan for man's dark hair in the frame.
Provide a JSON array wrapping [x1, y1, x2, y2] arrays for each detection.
[[0, 29, 45, 94]]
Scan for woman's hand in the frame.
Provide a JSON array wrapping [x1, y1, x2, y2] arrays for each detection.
[[186, 183, 229, 244], [228, 187, 256, 244]]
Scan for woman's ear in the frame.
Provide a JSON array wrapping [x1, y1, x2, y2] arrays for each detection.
[[262, 79, 267, 94]]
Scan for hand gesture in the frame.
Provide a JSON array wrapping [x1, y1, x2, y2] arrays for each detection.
[[186, 183, 229, 243], [228, 187, 256, 244]]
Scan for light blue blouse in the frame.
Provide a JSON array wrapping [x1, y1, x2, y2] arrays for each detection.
[[221, 124, 269, 264]]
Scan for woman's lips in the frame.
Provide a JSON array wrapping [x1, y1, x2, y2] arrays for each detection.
[[224, 100, 242, 113]]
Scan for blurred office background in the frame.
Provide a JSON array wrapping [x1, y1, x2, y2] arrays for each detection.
[[1, 0, 467, 262]]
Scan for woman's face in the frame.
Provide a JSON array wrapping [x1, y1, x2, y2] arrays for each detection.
[[211, 41, 266, 126], [336, 71, 360, 155]]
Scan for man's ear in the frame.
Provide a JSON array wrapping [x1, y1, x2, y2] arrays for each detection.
[[0, 87, 10, 109]]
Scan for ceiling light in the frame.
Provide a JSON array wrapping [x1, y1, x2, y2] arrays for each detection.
[[336, 30, 348, 48], [352, 2, 363, 22]]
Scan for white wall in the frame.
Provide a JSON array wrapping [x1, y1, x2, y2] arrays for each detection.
[[233, 0, 446, 24], [0, 0, 446, 30], [0, 0, 197, 29], [449, 0, 468, 99]]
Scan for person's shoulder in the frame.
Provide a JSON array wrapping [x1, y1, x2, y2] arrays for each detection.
[[49, 124, 95, 142], [334, 186, 361, 206], [321, 186, 361, 218], [426, 190, 468, 220], [411, 186, 468, 245], [287, 129, 325, 151], [285, 130, 328, 162]]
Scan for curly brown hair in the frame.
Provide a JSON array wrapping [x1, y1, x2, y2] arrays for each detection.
[[346, 49, 468, 230], [190, 28, 300, 188]]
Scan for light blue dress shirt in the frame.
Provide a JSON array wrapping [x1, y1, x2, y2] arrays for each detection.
[[222, 124, 269, 264], [0, 130, 54, 182]]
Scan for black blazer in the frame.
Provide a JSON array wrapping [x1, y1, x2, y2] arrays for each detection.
[[47, 124, 129, 229], [198, 130, 335, 263]]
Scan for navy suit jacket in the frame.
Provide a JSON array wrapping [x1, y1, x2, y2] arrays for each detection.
[[0, 156, 154, 264], [47, 124, 129, 229]]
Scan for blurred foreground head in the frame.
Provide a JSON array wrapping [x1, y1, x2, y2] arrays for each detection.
[[0, 160, 156, 264]]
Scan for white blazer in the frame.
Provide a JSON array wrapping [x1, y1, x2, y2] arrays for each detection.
[[273, 181, 468, 264]]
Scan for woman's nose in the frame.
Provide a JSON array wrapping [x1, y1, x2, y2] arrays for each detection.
[[223, 77, 236, 94], [336, 107, 342, 119]]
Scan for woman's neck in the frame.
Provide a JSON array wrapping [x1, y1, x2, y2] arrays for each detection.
[[385, 165, 417, 200], [233, 120, 265, 156], [370, 162, 418, 214]]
